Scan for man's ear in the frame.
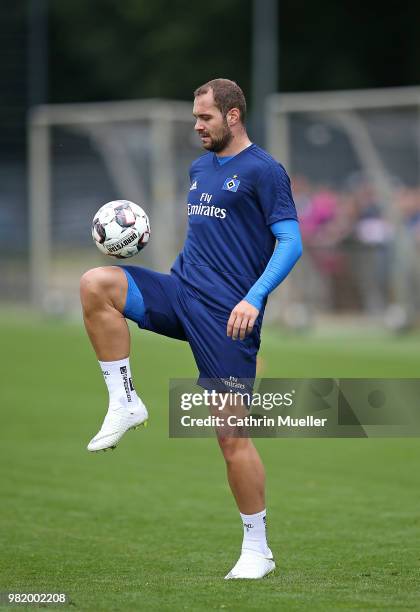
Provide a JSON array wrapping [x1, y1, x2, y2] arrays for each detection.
[[227, 108, 240, 126]]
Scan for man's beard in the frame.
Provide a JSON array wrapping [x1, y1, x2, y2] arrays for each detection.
[[202, 121, 233, 153]]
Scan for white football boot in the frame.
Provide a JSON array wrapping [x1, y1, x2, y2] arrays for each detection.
[[87, 396, 148, 452], [224, 549, 275, 580]]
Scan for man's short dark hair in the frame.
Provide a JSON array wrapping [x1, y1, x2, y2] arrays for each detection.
[[194, 78, 247, 123]]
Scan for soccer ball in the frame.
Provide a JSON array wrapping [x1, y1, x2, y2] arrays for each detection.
[[92, 200, 150, 259]]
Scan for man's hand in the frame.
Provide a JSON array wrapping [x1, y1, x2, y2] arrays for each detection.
[[227, 300, 259, 341]]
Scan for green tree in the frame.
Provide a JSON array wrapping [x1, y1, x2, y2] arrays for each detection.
[[49, 0, 252, 103]]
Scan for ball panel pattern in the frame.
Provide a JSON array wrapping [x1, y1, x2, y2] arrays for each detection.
[[91, 200, 150, 259]]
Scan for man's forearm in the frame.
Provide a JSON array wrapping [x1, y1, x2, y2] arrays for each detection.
[[244, 219, 303, 310]]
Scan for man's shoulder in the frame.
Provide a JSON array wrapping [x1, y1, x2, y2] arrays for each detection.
[[190, 152, 213, 174], [247, 144, 288, 175]]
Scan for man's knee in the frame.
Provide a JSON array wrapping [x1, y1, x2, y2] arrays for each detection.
[[80, 267, 110, 299], [80, 266, 126, 311], [217, 434, 250, 464]]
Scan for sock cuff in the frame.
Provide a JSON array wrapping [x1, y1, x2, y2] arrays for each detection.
[[240, 509, 266, 522], [99, 358, 129, 368]]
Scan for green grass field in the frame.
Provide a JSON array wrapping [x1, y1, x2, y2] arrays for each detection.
[[1, 316, 420, 611]]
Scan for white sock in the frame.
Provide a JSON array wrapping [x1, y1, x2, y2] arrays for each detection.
[[240, 509, 270, 555], [99, 358, 137, 407]]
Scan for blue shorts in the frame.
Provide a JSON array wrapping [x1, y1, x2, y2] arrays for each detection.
[[121, 266, 261, 392]]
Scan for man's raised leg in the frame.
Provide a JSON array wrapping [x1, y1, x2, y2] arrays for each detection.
[[80, 266, 130, 360], [80, 266, 148, 452]]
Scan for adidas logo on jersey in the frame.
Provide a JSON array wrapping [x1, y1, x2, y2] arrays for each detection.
[[190, 180, 198, 191]]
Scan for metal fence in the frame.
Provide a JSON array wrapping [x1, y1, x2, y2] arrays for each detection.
[[266, 86, 420, 328]]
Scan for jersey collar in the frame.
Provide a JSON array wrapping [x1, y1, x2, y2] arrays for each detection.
[[212, 143, 255, 169]]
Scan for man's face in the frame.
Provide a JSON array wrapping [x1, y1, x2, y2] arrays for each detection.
[[193, 90, 233, 153]]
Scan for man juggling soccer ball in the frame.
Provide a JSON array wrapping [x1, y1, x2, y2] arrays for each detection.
[[80, 79, 302, 580]]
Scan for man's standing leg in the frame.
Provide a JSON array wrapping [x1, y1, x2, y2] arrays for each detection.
[[182, 293, 274, 579], [80, 266, 148, 452], [213, 401, 275, 580]]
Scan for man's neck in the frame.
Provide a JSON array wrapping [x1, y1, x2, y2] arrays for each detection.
[[217, 133, 252, 157]]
